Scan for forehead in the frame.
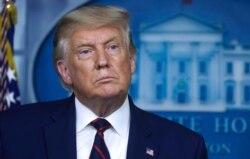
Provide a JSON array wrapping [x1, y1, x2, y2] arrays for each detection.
[[70, 26, 125, 45]]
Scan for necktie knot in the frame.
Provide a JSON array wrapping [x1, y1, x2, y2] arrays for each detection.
[[91, 118, 111, 133]]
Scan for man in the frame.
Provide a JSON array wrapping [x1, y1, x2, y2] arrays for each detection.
[[0, 5, 208, 159]]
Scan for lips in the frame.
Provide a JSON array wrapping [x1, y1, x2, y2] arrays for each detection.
[[95, 76, 118, 84]]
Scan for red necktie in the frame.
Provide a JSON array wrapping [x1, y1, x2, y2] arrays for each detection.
[[89, 118, 111, 159]]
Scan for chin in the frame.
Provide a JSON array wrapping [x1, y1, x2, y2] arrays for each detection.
[[98, 88, 126, 99]]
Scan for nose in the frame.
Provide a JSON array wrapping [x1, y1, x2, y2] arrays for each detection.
[[95, 48, 109, 69]]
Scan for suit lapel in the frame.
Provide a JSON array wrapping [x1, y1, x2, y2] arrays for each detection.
[[126, 97, 159, 159], [43, 96, 76, 159]]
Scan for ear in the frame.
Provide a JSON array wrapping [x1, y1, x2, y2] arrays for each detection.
[[130, 54, 136, 74], [56, 60, 73, 85]]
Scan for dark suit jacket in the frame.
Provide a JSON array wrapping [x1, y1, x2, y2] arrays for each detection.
[[0, 95, 208, 159]]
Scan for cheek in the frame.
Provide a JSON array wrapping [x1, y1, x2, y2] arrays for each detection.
[[71, 65, 90, 79], [119, 59, 133, 78]]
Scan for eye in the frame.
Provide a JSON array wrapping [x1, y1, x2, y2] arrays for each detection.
[[79, 49, 92, 54], [110, 44, 119, 50], [106, 44, 120, 54], [77, 48, 94, 59]]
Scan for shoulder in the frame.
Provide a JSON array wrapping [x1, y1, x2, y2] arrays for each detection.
[[133, 105, 204, 142], [1, 97, 71, 115], [0, 97, 72, 126]]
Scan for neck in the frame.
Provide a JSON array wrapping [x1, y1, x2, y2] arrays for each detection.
[[76, 94, 127, 117]]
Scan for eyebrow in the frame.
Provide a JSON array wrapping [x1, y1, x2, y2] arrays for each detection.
[[75, 36, 120, 49], [104, 36, 120, 45]]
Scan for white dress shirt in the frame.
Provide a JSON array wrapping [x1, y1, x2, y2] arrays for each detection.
[[75, 96, 130, 159]]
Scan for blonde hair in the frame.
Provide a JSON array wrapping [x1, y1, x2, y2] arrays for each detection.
[[54, 5, 135, 64]]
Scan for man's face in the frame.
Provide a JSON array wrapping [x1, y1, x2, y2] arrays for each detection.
[[57, 26, 135, 103]]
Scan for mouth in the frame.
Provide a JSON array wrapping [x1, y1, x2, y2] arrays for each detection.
[[95, 76, 117, 84]]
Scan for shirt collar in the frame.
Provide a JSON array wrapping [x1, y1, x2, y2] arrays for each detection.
[[75, 96, 130, 138]]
